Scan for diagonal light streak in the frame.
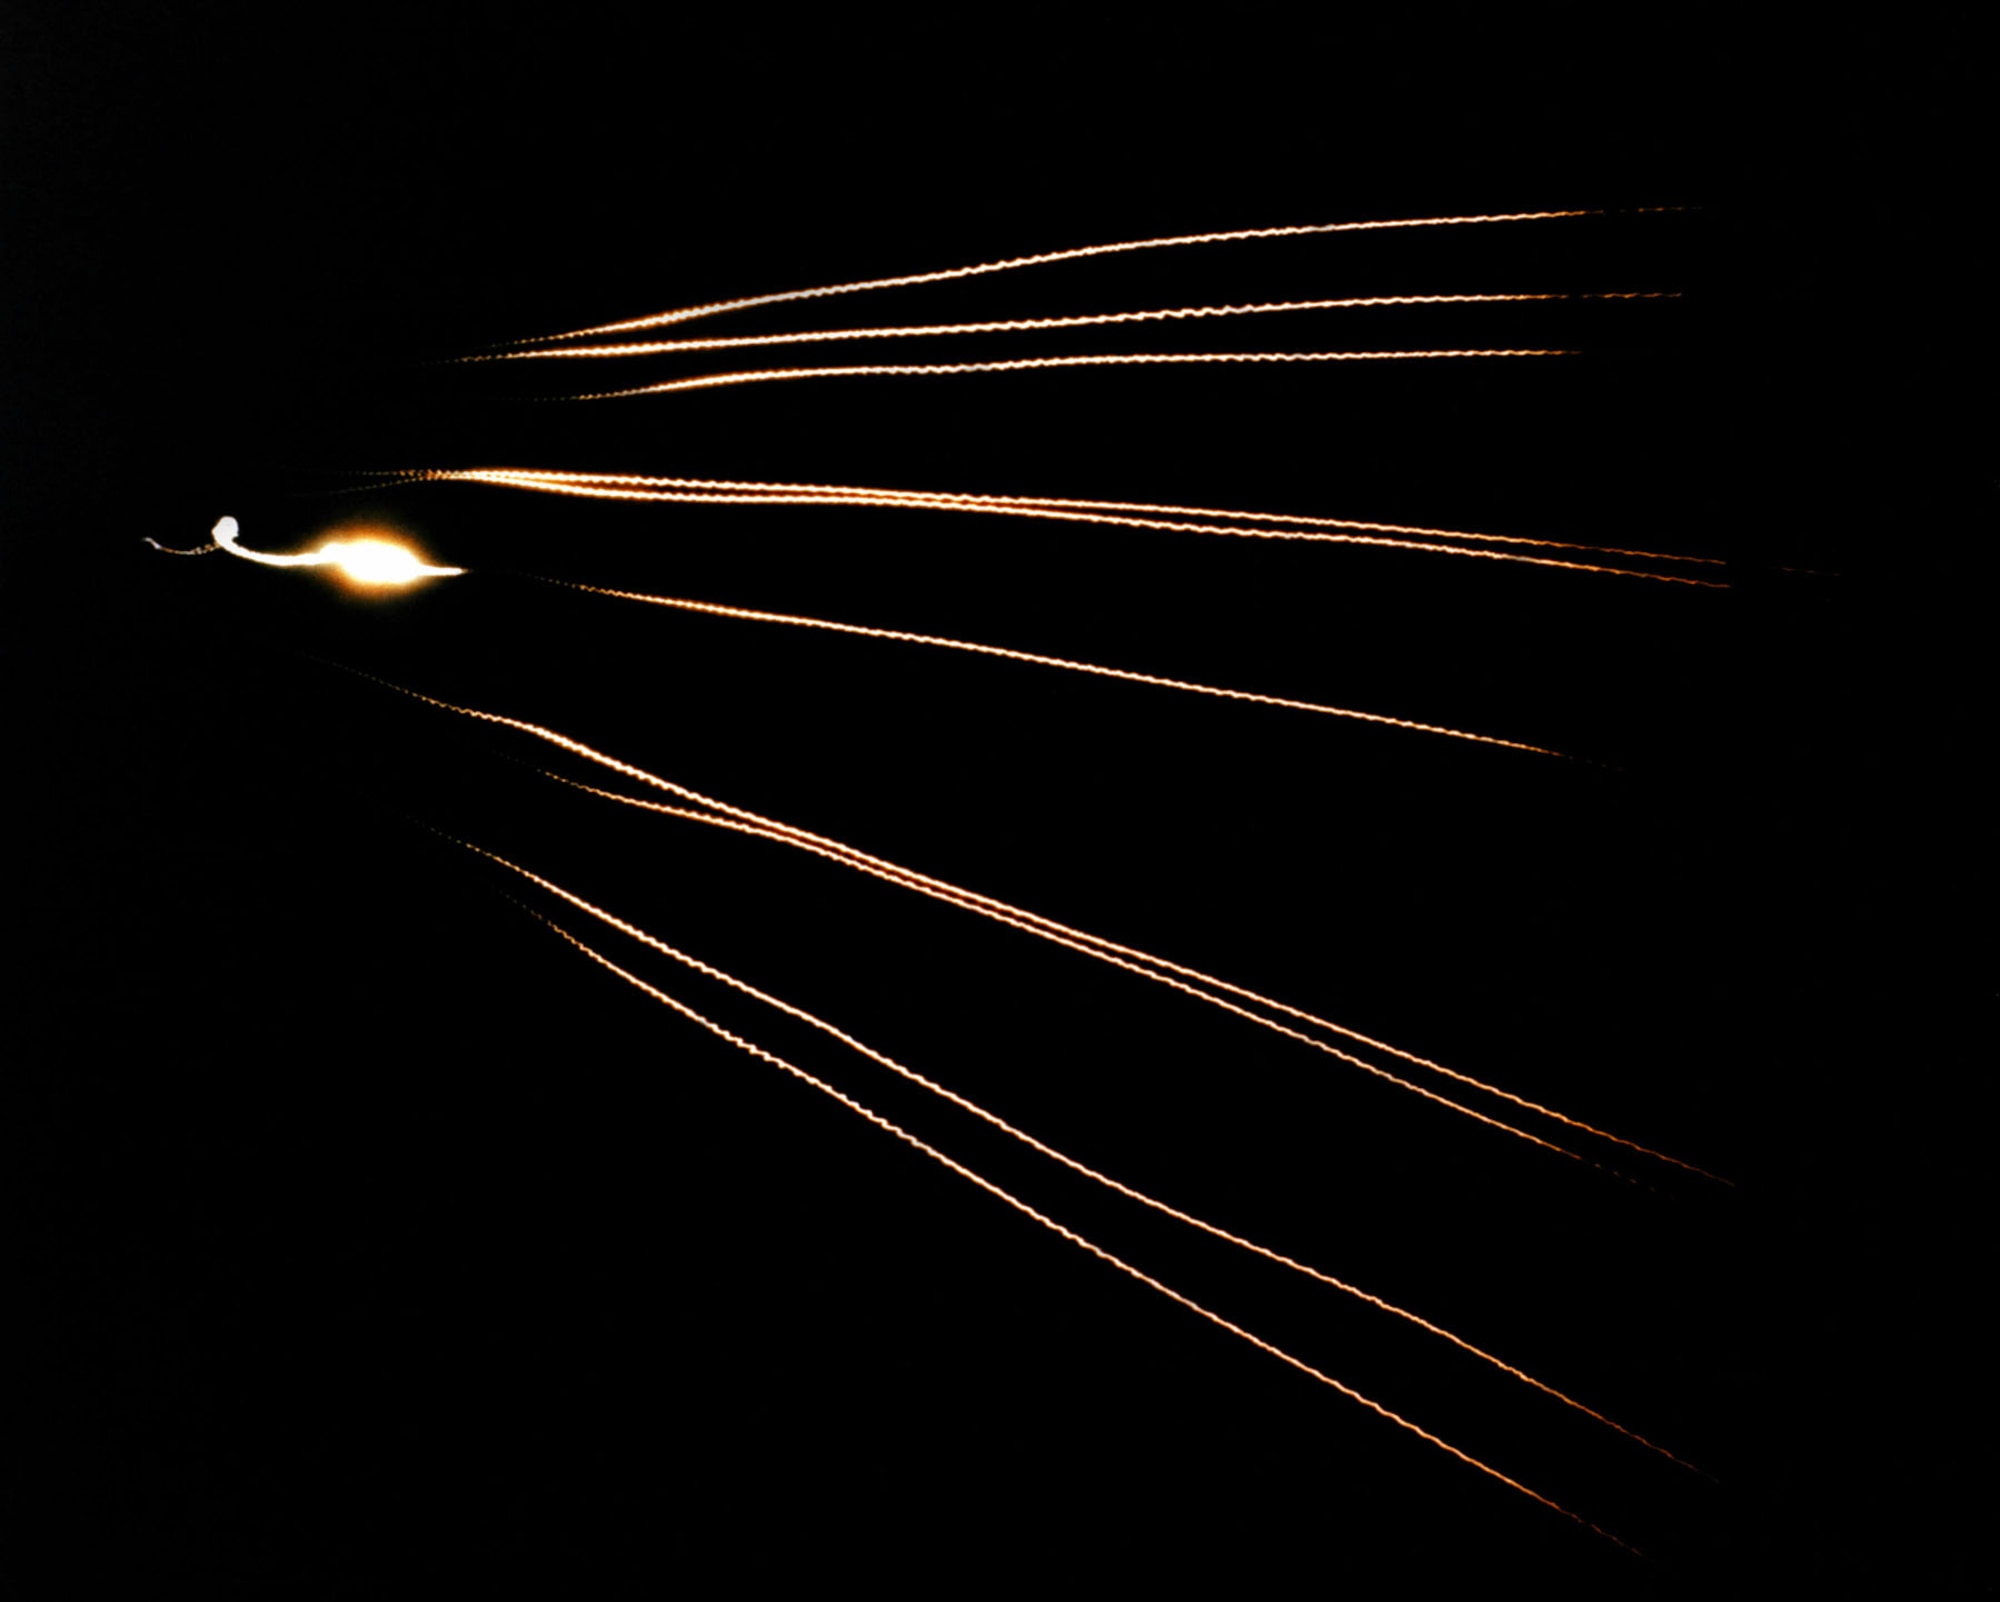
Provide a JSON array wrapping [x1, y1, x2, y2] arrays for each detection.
[[513, 896, 1640, 1555], [481, 804, 1595, 1167], [338, 661, 1715, 1180], [539, 764, 1722, 1187], [465, 833, 1694, 1470], [547, 576, 1574, 758]]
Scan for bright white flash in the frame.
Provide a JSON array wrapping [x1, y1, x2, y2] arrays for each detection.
[[208, 515, 463, 584], [318, 538, 454, 585]]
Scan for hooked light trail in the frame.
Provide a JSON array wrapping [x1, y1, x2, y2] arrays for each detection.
[[546, 577, 1575, 760], [511, 207, 1619, 346], [465, 834, 1695, 1471], [198, 516, 464, 585], [512, 897, 1636, 1556], [489, 291, 1676, 362], [433, 467, 1727, 587], [557, 347, 1574, 402], [141, 539, 223, 556]]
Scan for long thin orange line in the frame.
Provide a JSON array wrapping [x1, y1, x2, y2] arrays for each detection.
[[488, 774, 1698, 1472], [461, 472, 1722, 587], [552, 577, 1572, 758], [338, 663, 1714, 1181], [474, 832, 1691, 1467], [562, 348, 1573, 401], [541, 764, 1721, 1188], [479, 803, 1590, 1166], [518, 898, 1638, 1555], [508, 208, 1610, 345], [350, 668, 1568, 1149], [442, 466, 1722, 567], [496, 291, 1674, 361]]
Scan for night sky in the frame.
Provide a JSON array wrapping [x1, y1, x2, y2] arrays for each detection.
[[7, 14, 1993, 1595]]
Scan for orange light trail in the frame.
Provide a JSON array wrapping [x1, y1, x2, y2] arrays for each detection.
[[435, 468, 1725, 587], [492, 291, 1676, 362], [514, 897, 1637, 1555], [439, 465, 1719, 565], [465, 834, 1692, 1470], [543, 766, 1724, 1188], [510, 208, 1613, 345], [548, 577, 1573, 759], [558, 348, 1573, 402], [479, 812, 1582, 1156], [509, 770, 1591, 1167], [341, 663, 1716, 1182]]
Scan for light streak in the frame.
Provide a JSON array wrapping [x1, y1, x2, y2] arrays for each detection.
[[492, 291, 1676, 362], [558, 348, 1574, 402], [510, 208, 1615, 345], [436, 467, 1726, 587], [142, 535, 224, 556], [549, 577, 1574, 759], [205, 516, 464, 584], [466, 834, 1694, 1470], [341, 662, 1713, 1181], [501, 773, 1713, 1469], [510, 774, 1588, 1161], [438, 465, 1721, 566], [536, 768, 1728, 1188], [512, 897, 1638, 1555]]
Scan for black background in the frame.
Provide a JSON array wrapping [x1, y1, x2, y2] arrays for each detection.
[[7, 11, 1993, 1595]]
